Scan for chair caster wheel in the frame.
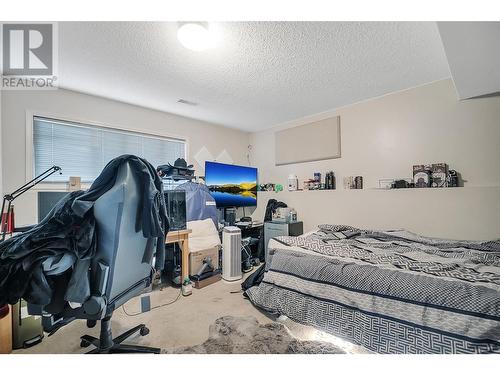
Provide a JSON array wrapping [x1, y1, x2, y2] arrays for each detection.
[[80, 339, 91, 348], [140, 326, 150, 336]]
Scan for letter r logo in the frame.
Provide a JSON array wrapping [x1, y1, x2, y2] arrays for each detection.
[[2, 23, 53, 76]]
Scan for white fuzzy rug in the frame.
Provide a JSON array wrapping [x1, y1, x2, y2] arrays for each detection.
[[167, 315, 345, 354]]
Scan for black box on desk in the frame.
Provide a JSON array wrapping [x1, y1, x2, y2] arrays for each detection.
[[431, 163, 448, 187]]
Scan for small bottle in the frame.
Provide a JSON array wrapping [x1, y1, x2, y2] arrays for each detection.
[[181, 277, 192, 296], [287, 174, 298, 191]]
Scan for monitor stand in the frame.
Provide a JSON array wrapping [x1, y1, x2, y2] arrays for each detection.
[[240, 206, 252, 222]]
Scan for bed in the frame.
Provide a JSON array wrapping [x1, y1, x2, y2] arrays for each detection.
[[246, 224, 500, 354]]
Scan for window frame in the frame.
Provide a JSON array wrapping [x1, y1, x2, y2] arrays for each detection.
[[25, 110, 189, 190]]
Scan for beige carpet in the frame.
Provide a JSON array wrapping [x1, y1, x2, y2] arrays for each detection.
[[16, 278, 269, 354], [15, 276, 370, 354]]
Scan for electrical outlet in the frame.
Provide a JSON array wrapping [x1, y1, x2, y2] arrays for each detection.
[[140, 295, 151, 312]]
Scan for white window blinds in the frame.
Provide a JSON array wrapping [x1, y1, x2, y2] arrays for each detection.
[[33, 116, 186, 182]]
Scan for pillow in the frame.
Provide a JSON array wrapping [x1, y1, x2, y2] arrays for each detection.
[[318, 224, 359, 233], [187, 218, 221, 252]]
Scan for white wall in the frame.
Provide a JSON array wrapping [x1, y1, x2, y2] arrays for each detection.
[[250, 79, 500, 240], [1, 88, 250, 225]]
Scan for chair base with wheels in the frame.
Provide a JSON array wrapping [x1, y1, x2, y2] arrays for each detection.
[[80, 316, 160, 354]]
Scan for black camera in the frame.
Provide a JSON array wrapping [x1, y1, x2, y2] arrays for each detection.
[[392, 179, 411, 189]]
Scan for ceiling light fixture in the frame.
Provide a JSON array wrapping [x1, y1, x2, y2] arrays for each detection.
[[177, 22, 213, 51]]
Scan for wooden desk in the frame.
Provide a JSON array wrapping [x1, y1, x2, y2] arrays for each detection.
[[0, 305, 12, 354], [165, 229, 192, 283]]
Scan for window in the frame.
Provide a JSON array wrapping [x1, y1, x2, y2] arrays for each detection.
[[33, 116, 186, 182]]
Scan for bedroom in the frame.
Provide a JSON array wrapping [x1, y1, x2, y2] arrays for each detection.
[[1, 1, 500, 372]]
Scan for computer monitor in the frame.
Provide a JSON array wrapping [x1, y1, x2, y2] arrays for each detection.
[[38, 192, 69, 222], [205, 161, 257, 208], [163, 190, 187, 231]]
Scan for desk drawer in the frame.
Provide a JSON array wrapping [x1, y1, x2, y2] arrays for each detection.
[[264, 222, 288, 231]]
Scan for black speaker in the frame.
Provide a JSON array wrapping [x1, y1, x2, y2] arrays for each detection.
[[164, 191, 187, 231], [225, 207, 236, 226]]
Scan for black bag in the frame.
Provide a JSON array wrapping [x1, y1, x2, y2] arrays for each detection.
[[241, 264, 265, 293]]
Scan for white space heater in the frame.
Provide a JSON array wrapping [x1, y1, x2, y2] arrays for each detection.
[[222, 226, 242, 281]]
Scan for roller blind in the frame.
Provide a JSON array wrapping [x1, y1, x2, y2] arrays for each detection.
[[33, 116, 186, 182]]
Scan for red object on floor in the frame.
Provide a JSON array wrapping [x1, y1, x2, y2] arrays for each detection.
[[1, 207, 15, 234], [0, 304, 9, 319]]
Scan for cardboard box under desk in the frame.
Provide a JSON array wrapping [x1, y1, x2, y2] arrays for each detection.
[[194, 273, 222, 289], [189, 246, 219, 276]]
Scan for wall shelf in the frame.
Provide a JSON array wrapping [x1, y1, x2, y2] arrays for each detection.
[[257, 186, 498, 193]]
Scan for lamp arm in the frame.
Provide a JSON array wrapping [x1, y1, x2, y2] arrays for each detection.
[[1, 166, 62, 241], [5, 166, 62, 202]]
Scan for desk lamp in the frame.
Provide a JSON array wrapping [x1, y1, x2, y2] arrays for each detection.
[[0, 165, 62, 241]]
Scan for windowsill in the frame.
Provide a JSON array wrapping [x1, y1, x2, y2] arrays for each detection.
[[30, 182, 93, 192]]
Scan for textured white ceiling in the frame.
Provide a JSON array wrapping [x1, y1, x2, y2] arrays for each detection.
[[58, 22, 450, 131]]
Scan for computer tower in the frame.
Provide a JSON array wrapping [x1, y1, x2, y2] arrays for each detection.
[[224, 207, 236, 226], [164, 191, 187, 231]]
